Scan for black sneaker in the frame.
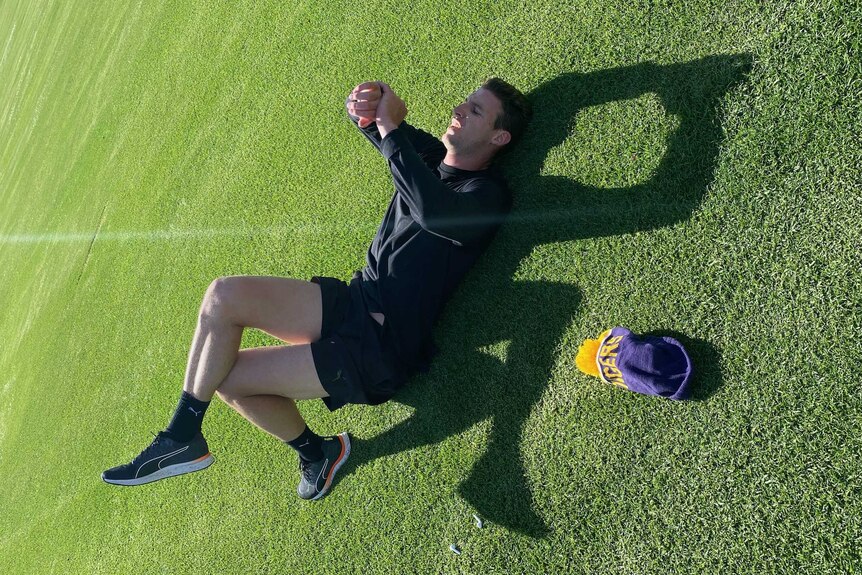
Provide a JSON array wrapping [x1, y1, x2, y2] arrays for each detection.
[[102, 431, 214, 486], [297, 432, 350, 501]]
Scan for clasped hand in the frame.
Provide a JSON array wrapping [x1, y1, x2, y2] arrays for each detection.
[[346, 81, 407, 130]]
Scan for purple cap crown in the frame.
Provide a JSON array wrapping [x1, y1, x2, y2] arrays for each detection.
[[596, 327, 693, 400]]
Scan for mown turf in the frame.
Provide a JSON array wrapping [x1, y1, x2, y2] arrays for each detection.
[[1, 0, 859, 573]]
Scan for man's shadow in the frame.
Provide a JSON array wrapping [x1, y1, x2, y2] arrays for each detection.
[[338, 54, 752, 538]]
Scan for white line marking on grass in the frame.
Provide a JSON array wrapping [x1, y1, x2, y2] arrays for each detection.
[[0, 223, 361, 245], [0, 207, 610, 247]]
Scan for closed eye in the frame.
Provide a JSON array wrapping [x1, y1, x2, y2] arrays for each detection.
[[461, 99, 482, 116]]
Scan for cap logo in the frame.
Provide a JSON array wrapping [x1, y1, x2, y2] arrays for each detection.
[[597, 334, 628, 389]]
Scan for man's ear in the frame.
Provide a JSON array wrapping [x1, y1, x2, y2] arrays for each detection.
[[491, 129, 511, 147]]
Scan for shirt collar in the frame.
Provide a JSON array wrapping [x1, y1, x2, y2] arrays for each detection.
[[438, 160, 496, 179]]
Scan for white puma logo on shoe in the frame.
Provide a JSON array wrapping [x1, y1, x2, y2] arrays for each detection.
[[188, 407, 202, 417], [135, 446, 189, 479]]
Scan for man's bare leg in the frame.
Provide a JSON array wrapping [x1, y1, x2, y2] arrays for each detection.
[[151, 277, 325, 444], [204, 326, 352, 500], [213, 343, 329, 441], [224, 395, 306, 442], [182, 276, 323, 404], [102, 276, 341, 488]]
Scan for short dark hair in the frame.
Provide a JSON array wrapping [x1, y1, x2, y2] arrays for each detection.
[[481, 77, 533, 155]]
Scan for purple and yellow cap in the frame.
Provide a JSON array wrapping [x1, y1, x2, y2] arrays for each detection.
[[575, 327, 693, 400]]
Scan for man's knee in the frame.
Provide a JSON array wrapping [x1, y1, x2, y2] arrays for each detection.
[[200, 277, 236, 320]]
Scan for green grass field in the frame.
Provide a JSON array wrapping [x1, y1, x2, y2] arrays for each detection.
[[1, 0, 860, 573]]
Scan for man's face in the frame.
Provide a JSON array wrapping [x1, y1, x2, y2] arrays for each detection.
[[441, 88, 506, 155]]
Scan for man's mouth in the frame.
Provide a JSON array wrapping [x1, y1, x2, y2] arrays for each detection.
[[451, 120, 461, 129]]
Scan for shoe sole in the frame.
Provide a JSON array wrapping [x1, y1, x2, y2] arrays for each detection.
[[312, 432, 350, 501], [102, 453, 214, 486]]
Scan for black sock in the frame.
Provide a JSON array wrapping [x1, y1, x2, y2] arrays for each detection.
[[164, 391, 210, 442], [285, 425, 324, 462]]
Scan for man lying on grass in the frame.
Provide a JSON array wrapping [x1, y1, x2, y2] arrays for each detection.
[[102, 78, 532, 500]]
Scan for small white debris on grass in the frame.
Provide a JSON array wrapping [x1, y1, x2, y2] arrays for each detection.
[[449, 544, 461, 555], [473, 514, 484, 528]]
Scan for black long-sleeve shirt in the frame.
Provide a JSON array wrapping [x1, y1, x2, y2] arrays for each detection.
[[347, 109, 512, 376]]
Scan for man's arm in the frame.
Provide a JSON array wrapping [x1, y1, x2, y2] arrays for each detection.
[[346, 82, 444, 164]]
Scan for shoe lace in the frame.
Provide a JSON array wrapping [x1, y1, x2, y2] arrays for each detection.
[[299, 458, 318, 483], [132, 432, 167, 464]]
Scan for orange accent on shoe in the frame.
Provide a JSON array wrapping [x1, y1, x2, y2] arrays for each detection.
[[329, 438, 345, 479]]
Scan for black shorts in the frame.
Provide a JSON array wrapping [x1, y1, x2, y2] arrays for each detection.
[[309, 275, 407, 411]]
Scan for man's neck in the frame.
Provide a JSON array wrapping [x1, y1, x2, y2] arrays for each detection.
[[441, 151, 491, 172]]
